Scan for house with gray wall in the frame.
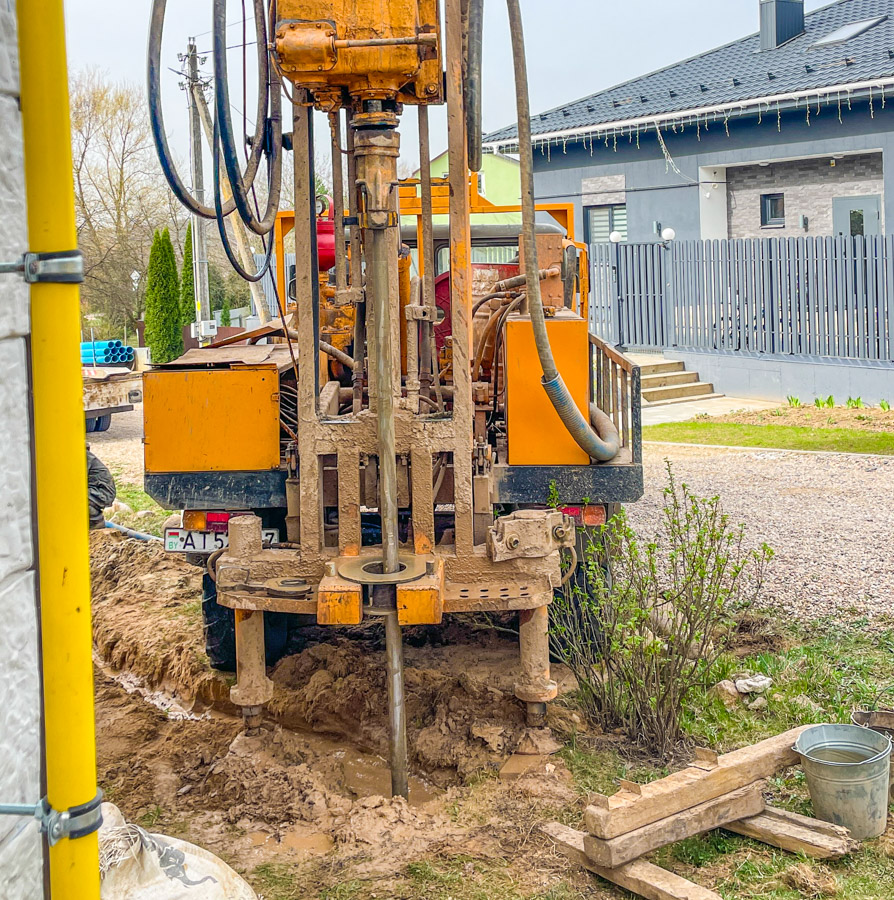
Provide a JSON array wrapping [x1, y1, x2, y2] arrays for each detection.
[[485, 0, 894, 404]]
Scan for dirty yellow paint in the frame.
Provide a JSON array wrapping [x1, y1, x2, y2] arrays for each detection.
[[143, 366, 280, 473], [317, 586, 363, 625]]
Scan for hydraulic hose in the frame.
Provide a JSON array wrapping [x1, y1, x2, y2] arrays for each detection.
[[213, 0, 283, 235], [212, 112, 274, 282], [148, 0, 235, 219], [506, 0, 620, 463]]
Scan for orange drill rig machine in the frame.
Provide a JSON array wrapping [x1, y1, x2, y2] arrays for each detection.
[[146, 0, 643, 798]]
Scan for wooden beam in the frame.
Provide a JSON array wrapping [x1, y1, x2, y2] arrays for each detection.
[[583, 782, 765, 869], [726, 807, 859, 859], [543, 822, 722, 900], [585, 726, 811, 839]]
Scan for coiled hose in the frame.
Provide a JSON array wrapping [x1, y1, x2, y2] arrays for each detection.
[[148, 0, 265, 220], [505, 0, 620, 463]]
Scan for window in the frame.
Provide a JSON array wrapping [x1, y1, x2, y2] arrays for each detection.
[[761, 193, 785, 227], [811, 16, 886, 48], [586, 204, 627, 243], [477, 171, 486, 197]]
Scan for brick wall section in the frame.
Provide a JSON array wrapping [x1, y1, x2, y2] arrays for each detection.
[[0, 7, 44, 897], [726, 152, 884, 238]]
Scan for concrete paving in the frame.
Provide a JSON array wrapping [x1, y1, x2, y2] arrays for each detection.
[[642, 395, 779, 425]]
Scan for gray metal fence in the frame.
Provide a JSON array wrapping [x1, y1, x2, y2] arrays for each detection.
[[591, 236, 894, 361]]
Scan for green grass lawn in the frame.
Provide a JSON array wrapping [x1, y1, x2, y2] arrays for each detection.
[[642, 422, 894, 455]]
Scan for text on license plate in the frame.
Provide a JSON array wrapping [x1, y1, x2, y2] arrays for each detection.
[[164, 528, 279, 552]]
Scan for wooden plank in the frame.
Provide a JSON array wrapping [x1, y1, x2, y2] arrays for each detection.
[[726, 806, 859, 859], [543, 823, 722, 900], [584, 726, 809, 840], [583, 782, 765, 868]]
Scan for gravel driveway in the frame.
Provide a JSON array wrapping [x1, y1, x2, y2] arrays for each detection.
[[628, 443, 894, 626]]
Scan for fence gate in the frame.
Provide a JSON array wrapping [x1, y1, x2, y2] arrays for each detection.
[[589, 242, 667, 349]]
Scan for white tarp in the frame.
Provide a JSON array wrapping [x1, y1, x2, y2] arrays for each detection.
[[99, 804, 257, 900]]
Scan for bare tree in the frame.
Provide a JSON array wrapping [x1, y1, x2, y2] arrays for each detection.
[[71, 70, 188, 335]]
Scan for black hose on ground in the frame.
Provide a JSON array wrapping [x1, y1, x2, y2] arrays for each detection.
[[505, 0, 620, 463]]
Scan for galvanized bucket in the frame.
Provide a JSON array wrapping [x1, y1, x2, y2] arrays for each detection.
[[795, 723, 892, 840]]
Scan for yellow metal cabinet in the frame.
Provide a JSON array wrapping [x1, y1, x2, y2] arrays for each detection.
[[143, 366, 281, 473], [505, 315, 590, 466]]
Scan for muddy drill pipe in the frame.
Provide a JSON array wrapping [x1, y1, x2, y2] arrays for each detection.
[[354, 122, 409, 800]]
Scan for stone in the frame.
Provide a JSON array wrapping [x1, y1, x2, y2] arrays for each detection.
[[135, 509, 153, 520], [711, 679, 742, 708], [748, 696, 768, 712], [735, 675, 773, 695], [112, 499, 133, 514]]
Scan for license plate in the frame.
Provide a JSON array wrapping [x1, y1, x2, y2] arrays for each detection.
[[164, 528, 279, 553]]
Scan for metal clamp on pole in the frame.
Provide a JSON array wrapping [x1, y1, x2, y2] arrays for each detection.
[[0, 790, 103, 846], [0, 249, 84, 283]]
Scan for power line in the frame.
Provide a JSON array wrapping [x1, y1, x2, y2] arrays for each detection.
[[197, 40, 258, 56], [192, 16, 252, 40]]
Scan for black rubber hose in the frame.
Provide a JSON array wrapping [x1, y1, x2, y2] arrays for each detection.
[[212, 114, 274, 282], [147, 0, 234, 218], [465, 0, 484, 172], [212, 0, 283, 235], [506, 0, 619, 462]]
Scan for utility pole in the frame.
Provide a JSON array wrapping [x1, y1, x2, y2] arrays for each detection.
[[184, 39, 214, 344]]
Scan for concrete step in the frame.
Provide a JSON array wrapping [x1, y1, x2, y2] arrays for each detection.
[[642, 381, 716, 403], [641, 370, 699, 389], [644, 392, 726, 409], [636, 360, 685, 377]]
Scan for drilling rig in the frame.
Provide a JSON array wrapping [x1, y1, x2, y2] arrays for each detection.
[[146, 0, 643, 799]]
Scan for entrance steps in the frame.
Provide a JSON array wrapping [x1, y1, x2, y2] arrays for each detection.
[[626, 355, 723, 407]]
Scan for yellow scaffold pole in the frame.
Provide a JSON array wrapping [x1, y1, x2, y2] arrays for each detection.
[[18, 0, 101, 895]]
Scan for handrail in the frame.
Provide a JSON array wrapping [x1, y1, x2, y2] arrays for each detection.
[[589, 333, 642, 464]]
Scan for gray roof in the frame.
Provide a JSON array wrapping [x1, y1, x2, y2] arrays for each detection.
[[484, 0, 894, 147]]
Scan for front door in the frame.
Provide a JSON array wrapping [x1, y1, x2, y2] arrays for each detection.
[[832, 195, 881, 237]]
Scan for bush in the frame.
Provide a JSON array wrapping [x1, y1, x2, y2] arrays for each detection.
[[550, 464, 773, 758]]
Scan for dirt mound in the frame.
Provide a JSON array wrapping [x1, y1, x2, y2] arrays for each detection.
[[269, 640, 528, 782], [92, 533, 544, 782], [90, 531, 229, 706]]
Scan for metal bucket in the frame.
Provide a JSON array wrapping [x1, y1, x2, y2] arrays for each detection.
[[795, 723, 892, 840]]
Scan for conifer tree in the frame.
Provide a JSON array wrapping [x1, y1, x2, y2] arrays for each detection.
[[180, 221, 195, 328], [144, 227, 182, 364]]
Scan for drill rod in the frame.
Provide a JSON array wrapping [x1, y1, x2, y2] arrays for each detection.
[[384, 608, 409, 799]]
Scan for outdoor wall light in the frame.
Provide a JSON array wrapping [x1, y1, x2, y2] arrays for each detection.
[[661, 227, 676, 242], [609, 231, 623, 244]]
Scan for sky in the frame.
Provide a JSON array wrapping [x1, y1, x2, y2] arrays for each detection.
[[63, 0, 830, 178]]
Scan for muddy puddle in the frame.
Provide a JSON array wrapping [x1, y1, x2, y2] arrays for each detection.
[[101, 662, 442, 809]]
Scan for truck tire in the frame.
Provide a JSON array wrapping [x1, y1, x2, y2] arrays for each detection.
[[201, 574, 290, 671], [93, 414, 112, 432], [85, 417, 97, 433]]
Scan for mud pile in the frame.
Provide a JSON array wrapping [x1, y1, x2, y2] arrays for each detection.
[[91, 532, 541, 781]]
